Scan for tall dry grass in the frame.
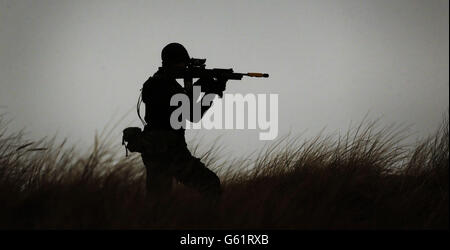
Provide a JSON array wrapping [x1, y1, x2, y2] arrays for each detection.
[[0, 114, 447, 229]]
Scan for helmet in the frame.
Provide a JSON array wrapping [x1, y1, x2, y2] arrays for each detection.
[[161, 43, 190, 66]]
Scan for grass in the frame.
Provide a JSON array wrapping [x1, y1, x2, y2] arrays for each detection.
[[0, 114, 448, 229]]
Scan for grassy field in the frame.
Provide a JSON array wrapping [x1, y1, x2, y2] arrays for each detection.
[[0, 115, 447, 229]]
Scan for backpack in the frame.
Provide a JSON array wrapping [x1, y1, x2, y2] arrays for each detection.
[[122, 127, 144, 156]]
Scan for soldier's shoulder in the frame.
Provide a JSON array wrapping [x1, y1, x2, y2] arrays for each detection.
[[143, 73, 165, 87]]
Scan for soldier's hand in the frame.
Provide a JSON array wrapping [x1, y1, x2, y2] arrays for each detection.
[[195, 76, 214, 88], [195, 77, 227, 97], [213, 78, 227, 98], [215, 78, 227, 92]]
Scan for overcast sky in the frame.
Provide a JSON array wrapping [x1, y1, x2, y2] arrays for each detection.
[[0, 0, 448, 158]]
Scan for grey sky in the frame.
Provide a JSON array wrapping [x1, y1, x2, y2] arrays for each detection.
[[0, 0, 448, 158]]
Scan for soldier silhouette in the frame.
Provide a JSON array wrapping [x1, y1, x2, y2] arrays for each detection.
[[138, 43, 226, 199]]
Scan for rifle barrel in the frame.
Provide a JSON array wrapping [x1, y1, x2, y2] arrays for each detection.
[[245, 72, 269, 78], [162, 67, 269, 79]]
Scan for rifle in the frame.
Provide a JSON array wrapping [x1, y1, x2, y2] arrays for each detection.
[[159, 58, 269, 80], [136, 58, 269, 126]]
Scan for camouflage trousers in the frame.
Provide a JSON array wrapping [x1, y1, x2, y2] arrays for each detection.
[[140, 129, 221, 199]]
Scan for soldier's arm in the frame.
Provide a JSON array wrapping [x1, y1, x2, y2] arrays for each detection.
[[194, 77, 227, 97], [142, 76, 168, 124], [186, 77, 227, 122]]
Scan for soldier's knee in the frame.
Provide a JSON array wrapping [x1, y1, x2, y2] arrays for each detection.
[[202, 174, 222, 198], [208, 172, 221, 187], [193, 168, 221, 194]]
